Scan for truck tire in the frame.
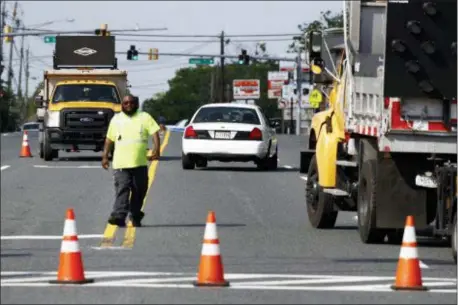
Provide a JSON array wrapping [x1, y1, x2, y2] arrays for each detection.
[[305, 154, 338, 228], [357, 159, 387, 244], [52, 149, 59, 159], [43, 131, 54, 161], [452, 214, 457, 263], [39, 142, 44, 159]]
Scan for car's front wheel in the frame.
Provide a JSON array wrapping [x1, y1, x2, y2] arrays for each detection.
[[182, 153, 195, 170]]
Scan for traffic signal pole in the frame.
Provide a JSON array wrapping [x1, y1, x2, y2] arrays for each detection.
[[0, 27, 168, 38], [220, 31, 225, 103], [116, 51, 298, 63]]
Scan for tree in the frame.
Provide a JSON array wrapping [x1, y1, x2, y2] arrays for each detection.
[[288, 10, 344, 54]]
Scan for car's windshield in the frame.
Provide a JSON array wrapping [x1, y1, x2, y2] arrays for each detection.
[[23, 123, 39, 130], [193, 107, 260, 125], [52, 84, 121, 103]]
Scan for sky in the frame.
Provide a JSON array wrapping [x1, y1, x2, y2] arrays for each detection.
[[3, 1, 343, 105]]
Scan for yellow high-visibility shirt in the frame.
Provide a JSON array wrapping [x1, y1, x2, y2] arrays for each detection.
[[106, 111, 160, 169]]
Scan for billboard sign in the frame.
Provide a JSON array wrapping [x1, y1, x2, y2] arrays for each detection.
[[233, 79, 260, 100]]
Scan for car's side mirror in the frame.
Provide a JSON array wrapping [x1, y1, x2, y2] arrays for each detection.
[[35, 96, 44, 107]]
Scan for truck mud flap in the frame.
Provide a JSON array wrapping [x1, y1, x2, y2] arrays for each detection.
[[375, 155, 428, 230]]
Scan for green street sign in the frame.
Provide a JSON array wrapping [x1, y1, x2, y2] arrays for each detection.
[[44, 36, 56, 43], [189, 58, 214, 65]]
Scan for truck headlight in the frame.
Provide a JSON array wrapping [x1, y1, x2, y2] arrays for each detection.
[[47, 111, 60, 127]]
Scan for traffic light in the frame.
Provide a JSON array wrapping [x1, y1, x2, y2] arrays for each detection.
[[148, 48, 159, 60], [95, 24, 110, 36], [3, 25, 13, 43], [127, 45, 139, 60], [238, 49, 250, 65]]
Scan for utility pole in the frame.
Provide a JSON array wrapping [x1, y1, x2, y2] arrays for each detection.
[[6, 1, 18, 94], [0, 1, 6, 86], [17, 19, 24, 98], [25, 47, 29, 101], [24, 47, 29, 120], [220, 31, 225, 103], [296, 55, 303, 136], [210, 69, 215, 103]]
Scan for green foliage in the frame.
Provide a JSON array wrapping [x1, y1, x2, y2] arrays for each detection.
[[0, 88, 20, 132], [288, 10, 344, 53]]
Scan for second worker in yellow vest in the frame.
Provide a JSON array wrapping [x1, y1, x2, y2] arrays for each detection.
[[102, 94, 161, 227]]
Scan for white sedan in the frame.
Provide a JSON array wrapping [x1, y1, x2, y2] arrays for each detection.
[[182, 103, 278, 170]]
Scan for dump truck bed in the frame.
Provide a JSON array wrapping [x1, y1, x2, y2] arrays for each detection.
[[343, 0, 457, 154]]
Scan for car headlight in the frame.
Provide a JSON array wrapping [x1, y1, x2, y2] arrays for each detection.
[[47, 111, 60, 127]]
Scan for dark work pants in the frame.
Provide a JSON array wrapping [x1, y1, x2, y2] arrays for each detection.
[[111, 166, 148, 220]]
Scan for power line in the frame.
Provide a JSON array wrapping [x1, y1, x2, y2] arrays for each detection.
[[116, 38, 293, 43], [114, 33, 301, 38]]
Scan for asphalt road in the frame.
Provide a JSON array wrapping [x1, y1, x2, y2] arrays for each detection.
[[1, 131, 456, 304]]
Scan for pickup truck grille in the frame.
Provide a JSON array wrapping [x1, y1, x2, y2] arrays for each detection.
[[62, 109, 114, 130]]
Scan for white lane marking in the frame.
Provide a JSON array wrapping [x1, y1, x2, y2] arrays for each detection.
[[420, 260, 429, 269], [235, 276, 389, 286], [283, 165, 293, 169], [300, 175, 307, 181], [33, 165, 101, 169], [1, 281, 455, 293], [1, 271, 455, 293], [1, 165, 10, 171], [1, 234, 104, 240]]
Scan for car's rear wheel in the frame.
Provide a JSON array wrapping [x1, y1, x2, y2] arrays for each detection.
[[267, 147, 278, 170], [195, 159, 208, 168], [182, 153, 195, 170], [257, 146, 278, 171]]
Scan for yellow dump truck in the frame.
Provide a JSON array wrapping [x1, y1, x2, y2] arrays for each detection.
[[35, 36, 126, 161], [301, 0, 456, 261]]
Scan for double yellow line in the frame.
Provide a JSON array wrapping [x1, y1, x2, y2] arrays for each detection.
[[100, 130, 171, 248]]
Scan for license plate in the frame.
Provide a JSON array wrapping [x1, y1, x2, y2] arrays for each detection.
[[412, 120, 428, 131], [415, 175, 437, 188], [214, 131, 231, 139]]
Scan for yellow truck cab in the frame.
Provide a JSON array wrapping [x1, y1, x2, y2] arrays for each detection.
[[35, 36, 126, 161]]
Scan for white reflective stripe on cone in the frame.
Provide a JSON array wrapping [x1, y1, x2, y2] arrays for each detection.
[[201, 243, 220, 256], [402, 226, 417, 243], [63, 220, 78, 236], [61, 240, 80, 253], [399, 246, 419, 259], [203, 223, 218, 239]]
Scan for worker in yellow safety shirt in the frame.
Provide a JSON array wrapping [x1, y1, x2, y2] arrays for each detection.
[[309, 88, 323, 113], [102, 94, 161, 227]]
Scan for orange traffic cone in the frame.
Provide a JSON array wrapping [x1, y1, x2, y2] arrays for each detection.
[[49, 208, 94, 284], [193, 211, 229, 287], [19, 131, 32, 158], [391, 215, 427, 291]]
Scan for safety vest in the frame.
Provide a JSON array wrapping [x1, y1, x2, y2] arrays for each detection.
[[108, 111, 153, 169], [309, 89, 323, 109]]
